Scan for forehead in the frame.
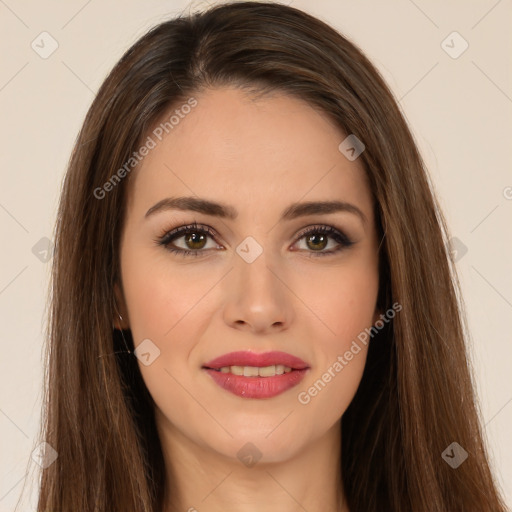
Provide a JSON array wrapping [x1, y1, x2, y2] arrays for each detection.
[[125, 87, 373, 223]]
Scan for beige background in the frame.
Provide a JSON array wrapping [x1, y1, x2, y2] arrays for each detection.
[[1, 0, 511, 509]]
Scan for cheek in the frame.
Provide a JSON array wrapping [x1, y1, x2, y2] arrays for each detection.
[[293, 252, 379, 348], [120, 248, 212, 424], [120, 245, 221, 400], [121, 246, 215, 341], [320, 273, 377, 339], [292, 256, 378, 422]]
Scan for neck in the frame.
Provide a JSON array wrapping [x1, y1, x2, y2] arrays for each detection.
[[158, 416, 348, 512]]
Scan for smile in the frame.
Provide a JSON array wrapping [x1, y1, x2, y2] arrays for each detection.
[[210, 364, 293, 377], [202, 350, 310, 399]]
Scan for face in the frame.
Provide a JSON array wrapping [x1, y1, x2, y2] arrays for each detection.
[[115, 86, 381, 465]]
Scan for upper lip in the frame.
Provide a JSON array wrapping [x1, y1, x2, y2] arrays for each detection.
[[203, 350, 310, 370]]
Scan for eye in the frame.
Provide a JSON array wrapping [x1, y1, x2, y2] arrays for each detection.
[[154, 222, 355, 257], [154, 222, 222, 257], [292, 225, 354, 257]]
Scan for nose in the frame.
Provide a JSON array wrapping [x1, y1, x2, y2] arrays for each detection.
[[222, 246, 294, 335]]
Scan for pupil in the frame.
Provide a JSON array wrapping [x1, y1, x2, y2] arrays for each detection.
[[186, 232, 206, 249], [308, 234, 326, 250]]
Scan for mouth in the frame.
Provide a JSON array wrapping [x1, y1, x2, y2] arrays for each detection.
[[202, 350, 310, 399], [204, 364, 295, 376]]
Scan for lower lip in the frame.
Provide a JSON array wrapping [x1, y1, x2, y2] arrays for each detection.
[[203, 368, 308, 399]]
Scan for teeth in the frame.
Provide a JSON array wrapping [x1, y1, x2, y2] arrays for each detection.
[[260, 365, 277, 377], [243, 366, 259, 377], [231, 365, 244, 376], [215, 365, 293, 377]]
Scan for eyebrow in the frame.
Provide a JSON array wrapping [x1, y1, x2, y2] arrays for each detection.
[[145, 196, 367, 224]]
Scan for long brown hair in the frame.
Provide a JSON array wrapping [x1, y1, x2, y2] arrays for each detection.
[[33, 2, 506, 510]]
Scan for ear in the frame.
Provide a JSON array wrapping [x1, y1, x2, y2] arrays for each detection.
[[113, 282, 130, 330]]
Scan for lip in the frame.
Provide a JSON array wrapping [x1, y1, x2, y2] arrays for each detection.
[[202, 350, 310, 399], [203, 350, 309, 370]]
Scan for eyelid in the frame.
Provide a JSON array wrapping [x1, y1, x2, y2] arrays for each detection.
[[154, 222, 222, 247], [155, 222, 355, 256], [291, 224, 355, 253]]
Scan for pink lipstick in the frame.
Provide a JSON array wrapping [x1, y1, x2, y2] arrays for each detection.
[[202, 350, 310, 399]]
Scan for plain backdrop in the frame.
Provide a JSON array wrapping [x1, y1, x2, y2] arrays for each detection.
[[0, 0, 511, 510]]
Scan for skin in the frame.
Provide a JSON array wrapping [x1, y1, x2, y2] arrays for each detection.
[[115, 86, 381, 512]]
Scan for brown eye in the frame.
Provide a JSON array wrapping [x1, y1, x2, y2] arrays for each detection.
[[155, 223, 354, 258], [156, 223, 221, 257], [294, 225, 354, 257], [183, 232, 208, 250], [305, 233, 329, 251]]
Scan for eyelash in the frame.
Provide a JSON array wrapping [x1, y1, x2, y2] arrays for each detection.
[[154, 222, 355, 258]]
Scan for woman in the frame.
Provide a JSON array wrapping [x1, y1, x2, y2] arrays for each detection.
[[35, 1, 506, 511]]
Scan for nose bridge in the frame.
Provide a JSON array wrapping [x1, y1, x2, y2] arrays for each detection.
[[236, 234, 282, 298], [223, 234, 292, 331], [239, 239, 275, 285]]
